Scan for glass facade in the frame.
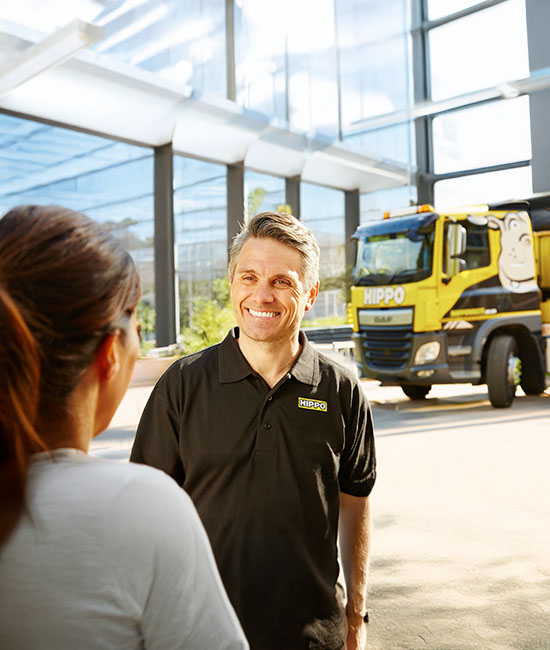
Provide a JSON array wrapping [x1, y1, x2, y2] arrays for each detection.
[[244, 171, 286, 221], [429, 0, 529, 102], [235, 0, 339, 136], [3, 1, 227, 97], [337, 0, 412, 126], [173, 155, 227, 335], [0, 112, 155, 308], [434, 166, 532, 208], [300, 183, 346, 323], [360, 185, 417, 223], [432, 96, 531, 174]]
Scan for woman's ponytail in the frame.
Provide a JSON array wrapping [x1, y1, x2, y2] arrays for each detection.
[[0, 287, 45, 544]]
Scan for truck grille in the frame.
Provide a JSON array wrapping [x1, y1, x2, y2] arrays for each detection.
[[361, 326, 413, 369]]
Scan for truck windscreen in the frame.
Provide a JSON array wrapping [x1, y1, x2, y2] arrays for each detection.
[[353, 220, 436, 286]]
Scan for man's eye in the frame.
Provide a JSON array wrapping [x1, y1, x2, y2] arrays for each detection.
[[274, 279, 290, 286]]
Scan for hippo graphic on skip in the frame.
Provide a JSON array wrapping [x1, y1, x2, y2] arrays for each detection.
[[486, 211, 537, 293]]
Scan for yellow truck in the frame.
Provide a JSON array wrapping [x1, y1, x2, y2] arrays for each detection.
[[350, 194, 550, 407]]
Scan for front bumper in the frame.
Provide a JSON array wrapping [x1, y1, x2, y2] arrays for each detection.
[[353, 328, 480, 385]]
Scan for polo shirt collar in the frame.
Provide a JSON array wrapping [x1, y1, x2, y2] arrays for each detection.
[[218, 328, 321, 387], [218, 328, 255, 383], [289, 331, 321, 387]]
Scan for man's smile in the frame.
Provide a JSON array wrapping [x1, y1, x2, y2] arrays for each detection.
[[246, 307, 280, 319]]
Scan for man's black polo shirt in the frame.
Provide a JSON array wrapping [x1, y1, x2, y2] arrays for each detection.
[[131, 328, 376, 650]]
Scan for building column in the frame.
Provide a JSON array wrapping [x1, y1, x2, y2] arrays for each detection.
[[526, 0, 550, 193], [345, 189, 360, 270], [227, 162, 245, 260], [225, 0, 236, 101], [411, 0, 434, 204], [154, 143, 177, 346], [285, 176, 301, 219]]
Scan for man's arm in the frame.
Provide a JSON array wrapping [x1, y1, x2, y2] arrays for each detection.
[[130, 378, 185, 486], [339, 492, 372, 650]]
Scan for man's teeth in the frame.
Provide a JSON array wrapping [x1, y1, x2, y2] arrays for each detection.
[[248, 308, 277, 318]]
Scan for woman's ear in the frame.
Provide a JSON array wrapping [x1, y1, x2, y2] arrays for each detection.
[[95, 333, 120, 382]]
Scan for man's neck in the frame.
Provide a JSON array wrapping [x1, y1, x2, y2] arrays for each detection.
[[237, 331, 302, 388]]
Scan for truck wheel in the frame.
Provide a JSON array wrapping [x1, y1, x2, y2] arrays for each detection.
[[401, 384, 431, 400], [486, 335, 520, 408]]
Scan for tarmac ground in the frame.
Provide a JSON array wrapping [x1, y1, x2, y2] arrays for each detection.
[[91, 358, 550, 650]]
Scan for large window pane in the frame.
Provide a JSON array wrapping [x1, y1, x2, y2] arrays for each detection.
[[433, 97, 531, 174], [344, 122, 415, 168], [235, 0, 339, 135], [337, 0, 412, 125], [301, 183, 346, 324], [244, 171, 285, 221], [360, 186, 418, 223], [173, 156, 231, 347], [429, 0, 529, 101], [0, 113, 155, 332], [434, 166, 532, 208]]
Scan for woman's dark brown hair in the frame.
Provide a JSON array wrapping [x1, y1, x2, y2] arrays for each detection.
[[0, 205, 141, 544]]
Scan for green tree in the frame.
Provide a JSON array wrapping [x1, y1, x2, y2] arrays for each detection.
[[182, 277, 235, 354]]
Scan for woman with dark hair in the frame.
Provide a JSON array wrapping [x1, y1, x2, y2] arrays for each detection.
[[0, 206, 247, 650]]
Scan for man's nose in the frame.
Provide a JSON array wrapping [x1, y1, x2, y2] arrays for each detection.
[[253, 281, 275, 303]]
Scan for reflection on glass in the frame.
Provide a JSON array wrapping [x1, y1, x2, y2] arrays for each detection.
[[0, 112, 155, 331], [1, 0, 227, 96], [337, 0, 412, 126], [433, 97, 531, 174], [344, 122, 415, 168], [427, 0, 483, 20], [235, 0, 339, 135], [173, 155, 228, 341], [244, 171, 285, 221], [301, 183, 346, 324], [360, 186, 418, 223], [100, 0, 226, 96], [434, 166, 533, 208], [429, 0, 529, 101]]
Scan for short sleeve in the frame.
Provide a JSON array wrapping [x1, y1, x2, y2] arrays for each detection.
[[338, 381, 376, 497], [130, 366, 185, 486]]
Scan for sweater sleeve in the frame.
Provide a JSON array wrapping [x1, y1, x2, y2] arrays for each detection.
[[106, 467, 249, 650]]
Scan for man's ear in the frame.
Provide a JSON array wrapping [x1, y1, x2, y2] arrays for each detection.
[[95, 333, 120, 382], [304, 282, 320, 312]]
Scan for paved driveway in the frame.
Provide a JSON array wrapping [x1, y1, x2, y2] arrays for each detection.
[[365, 382, 550, 650]]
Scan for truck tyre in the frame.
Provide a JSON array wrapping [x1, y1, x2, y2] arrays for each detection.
[[487, 335, 520, 408], [401, 384, 431, 400], [520, 362, 546, 395]]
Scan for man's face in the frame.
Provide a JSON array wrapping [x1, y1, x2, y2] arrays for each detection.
[[230, 237, 318, 345]]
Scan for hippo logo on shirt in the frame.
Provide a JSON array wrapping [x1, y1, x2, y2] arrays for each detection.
[[298, 398, 328, 412]]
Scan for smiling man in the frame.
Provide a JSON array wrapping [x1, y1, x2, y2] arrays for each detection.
[[131, 212, 376, 650]]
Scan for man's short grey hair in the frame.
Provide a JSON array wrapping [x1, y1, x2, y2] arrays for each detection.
[[229, 212, 320, 290]]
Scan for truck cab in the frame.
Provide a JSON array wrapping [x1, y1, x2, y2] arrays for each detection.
[[350, 196, 550, 407]]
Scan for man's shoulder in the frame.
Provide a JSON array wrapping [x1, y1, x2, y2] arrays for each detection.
[[162, 341, 222, 379]]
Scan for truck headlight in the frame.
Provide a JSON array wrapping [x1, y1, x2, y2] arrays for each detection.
[[415, 341, 440, 364]]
